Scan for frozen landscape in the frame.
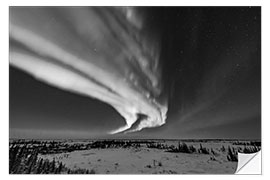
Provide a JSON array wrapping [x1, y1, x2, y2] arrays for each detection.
[[9, 139, 261, 174]]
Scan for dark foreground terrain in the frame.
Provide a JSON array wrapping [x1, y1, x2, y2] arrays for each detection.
[[9, 139, 261, 174]]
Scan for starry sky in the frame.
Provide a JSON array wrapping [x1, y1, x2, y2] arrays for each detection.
[[10, 7, 261, 140]]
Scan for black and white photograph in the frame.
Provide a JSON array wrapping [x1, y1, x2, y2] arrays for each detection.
[[8, 6, 261, 174]]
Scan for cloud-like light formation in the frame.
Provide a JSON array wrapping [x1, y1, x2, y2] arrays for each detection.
[[9, 7, 167, 134]]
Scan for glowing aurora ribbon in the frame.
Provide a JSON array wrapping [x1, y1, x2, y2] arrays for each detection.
[[9, 7, 167, 134]]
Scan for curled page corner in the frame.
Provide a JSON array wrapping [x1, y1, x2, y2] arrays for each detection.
[[235, 150, 261, 174]]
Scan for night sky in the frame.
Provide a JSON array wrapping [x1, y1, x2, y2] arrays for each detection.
[[10, 7, 261, 139]]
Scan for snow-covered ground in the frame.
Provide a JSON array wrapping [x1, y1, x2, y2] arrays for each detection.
[[39, 141, 241, 174]]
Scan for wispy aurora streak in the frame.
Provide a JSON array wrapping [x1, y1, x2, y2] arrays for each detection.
[[9, 7, 167, 134]]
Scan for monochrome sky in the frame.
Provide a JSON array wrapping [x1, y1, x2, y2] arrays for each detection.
[[10, 7, 261, 139]]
